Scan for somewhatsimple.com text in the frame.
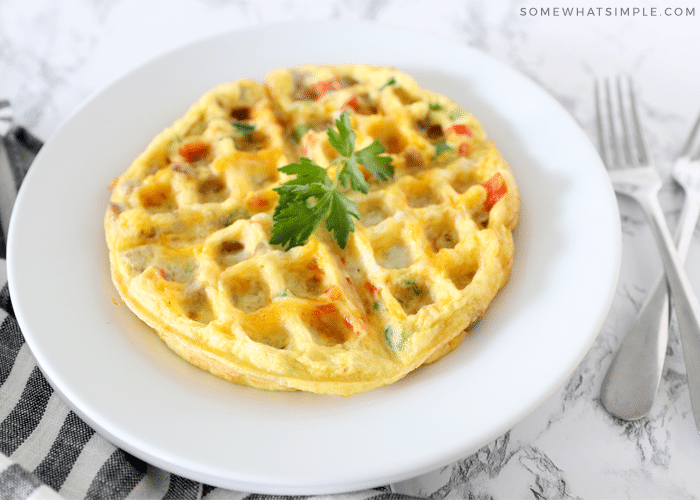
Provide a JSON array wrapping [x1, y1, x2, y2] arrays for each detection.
[[520, 7, 695, 17]]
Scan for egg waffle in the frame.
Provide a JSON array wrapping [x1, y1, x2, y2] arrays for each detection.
[[105, 64, 519, 396]]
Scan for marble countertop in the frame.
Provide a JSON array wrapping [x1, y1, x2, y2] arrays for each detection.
[[2, 0, 700, 498]]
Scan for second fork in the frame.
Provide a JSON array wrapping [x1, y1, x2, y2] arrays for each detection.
[[601, 107, 700, 420], [596, 77, 700, 435]]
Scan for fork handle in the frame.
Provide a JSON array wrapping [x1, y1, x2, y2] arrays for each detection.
[[601, 193, 700, 420], [642, 193, 700, 435]]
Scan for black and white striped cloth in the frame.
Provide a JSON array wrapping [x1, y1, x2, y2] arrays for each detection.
[[0, 131, 421, 499]]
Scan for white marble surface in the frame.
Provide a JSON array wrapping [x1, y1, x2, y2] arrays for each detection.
[[3, 0, 700, 498]]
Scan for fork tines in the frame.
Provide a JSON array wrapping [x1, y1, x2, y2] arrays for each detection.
[[595, 76, 651, 169]]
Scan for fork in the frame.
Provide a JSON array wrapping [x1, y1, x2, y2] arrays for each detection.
[[600, 105, 700, 420], [595, 76, 700, 433]]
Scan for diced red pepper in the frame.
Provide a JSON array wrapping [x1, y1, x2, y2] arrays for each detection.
[[312, 78, 344, 99], [312, 303, 338, 321], [343, 317, 354, 331], [318, 303, 337, 313], [178, 141, 210, 162], [364, 281, 379, 295], [446, 124, 472, 137], [342, 93, 360, 112], [458, 142, 472, 156], [248, 193, 271, 212], [482, 173, 507, 211]]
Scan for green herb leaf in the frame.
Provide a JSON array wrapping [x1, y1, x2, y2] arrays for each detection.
[[337, 154, 368, 194], [325, 191, 360, 249], [269, 183, 333, 250], [270, 110, 395, 250], [278, 158, 331, 187], [429, 102, 445, 111], [355, 140, 394, 182], [327, 112, 356, 157]]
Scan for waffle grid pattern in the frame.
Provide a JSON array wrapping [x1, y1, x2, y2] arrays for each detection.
[[105, 65, 519, 395]]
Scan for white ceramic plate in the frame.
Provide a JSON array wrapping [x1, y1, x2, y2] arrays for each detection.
[[8, 21, 620, 495]]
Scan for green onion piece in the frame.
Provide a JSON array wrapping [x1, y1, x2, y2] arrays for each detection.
[[290, 124, 311, 144], [226, 209, 250, 225], [384, 326, 407, 351], [434, 141, 453, 158], [404, 279, 421, 295], [384, 326, 395, 349], [233, 122, 255, 136], [379, 77, 397, 90], [449, 108, 467, 121]]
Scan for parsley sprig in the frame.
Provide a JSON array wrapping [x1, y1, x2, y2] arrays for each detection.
[[270, 111, 394, 250]]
